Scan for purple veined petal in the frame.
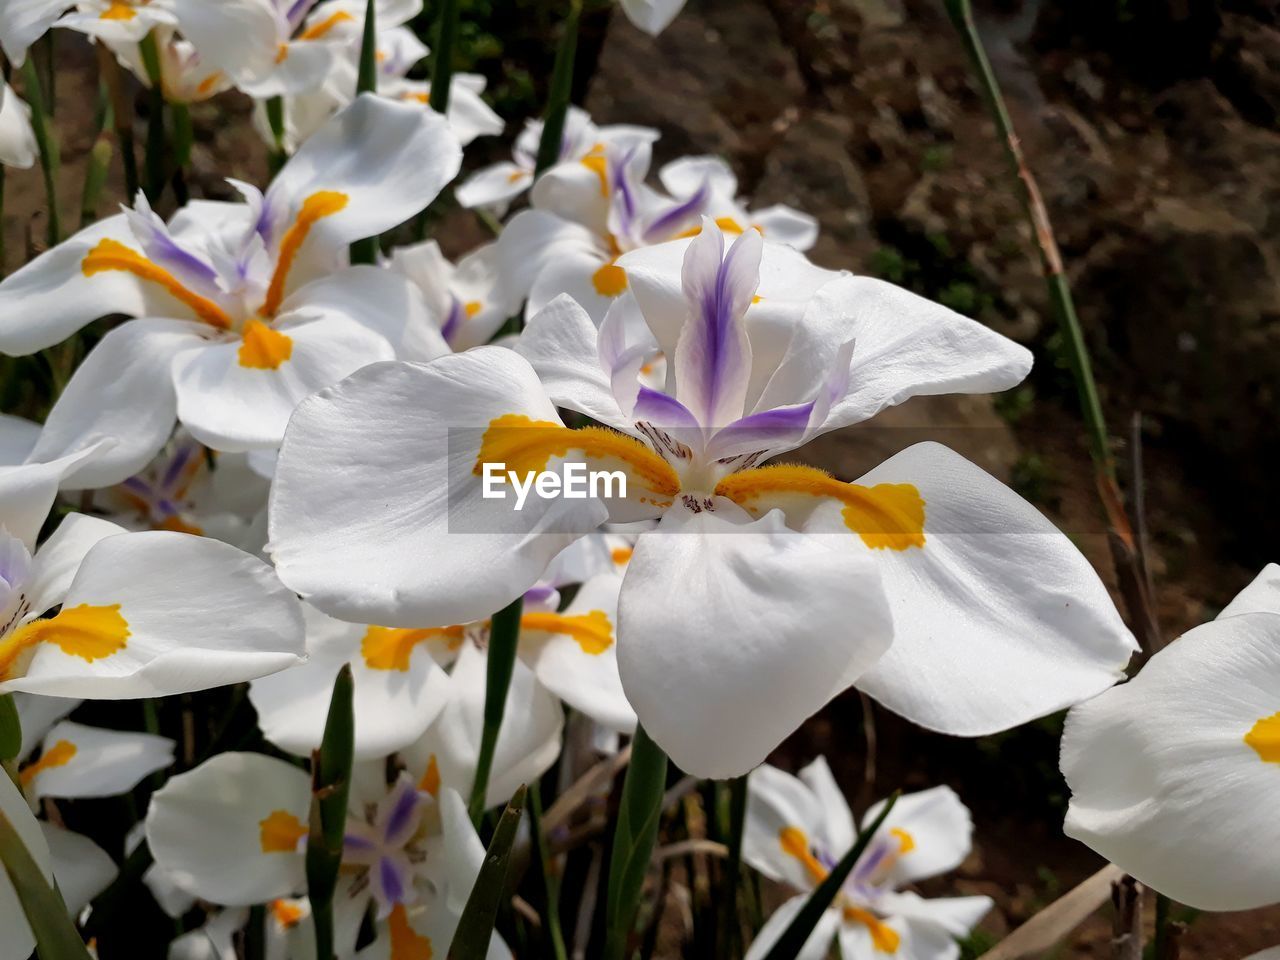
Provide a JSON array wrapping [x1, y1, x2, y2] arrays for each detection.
[[342, 831, 380, 866], [610, 147, 641, 241], [641, 179, 711, 245], [284, 0, 319, 32], [378, 778, 425, 849], [674, 222, 761, 428], [369, 854, 414, 918], [124, 198, 221, 294], [160, 440, 201, 493], [523, 583, 560, 608], [703, 399, 816, 463], [632, 386, 703, 447], [850, 834, 894, 886], [119, 475, 155, 501]]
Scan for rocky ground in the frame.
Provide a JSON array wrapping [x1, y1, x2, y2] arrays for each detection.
[[3, 0, 1279, 954]]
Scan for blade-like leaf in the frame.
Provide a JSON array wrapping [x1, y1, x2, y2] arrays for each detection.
[[761, 792, 901, 960], [306, 663, 355, 960], [349, 0, 380, 266], [0, 694, 21, 761], [0, 797, 94, 960], [604, 723, 669, 960], [428, 0, 459, 114], [448, 784, 528, 960], [468, 595, 523, 826], [534, 1, 582, 176]]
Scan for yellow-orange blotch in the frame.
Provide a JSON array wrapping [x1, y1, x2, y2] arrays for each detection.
[[418, 754, 441, 797], [0, 603, 130, 681], [361, 626, 465, 672], [592, 259, 628, 298], [1246, 711, 1280, 763], [259, 810, 307, 853], [388, 904, 434, 959], [20, 740, 78, 787], [238, 320, 294, 370], [521, 610, 615, 655], [82, 239, 233, 329]]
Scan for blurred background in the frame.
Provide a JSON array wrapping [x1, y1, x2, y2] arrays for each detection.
[[3, 0, 1278, 953]]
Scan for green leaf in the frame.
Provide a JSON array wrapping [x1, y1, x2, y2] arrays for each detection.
[[719, 775, 748, 955], [761, 791, 901, 960], [306, 663, 355, 960], [0, 787, 94, 960], [448, 784, 528, 960], [534, 1, 582, 176], [467, 595, 523, 826], [604, 723, 669, 960], [0, 694, 21, 761], [349, 0, 380, 266], [429, 0, 460, 114]]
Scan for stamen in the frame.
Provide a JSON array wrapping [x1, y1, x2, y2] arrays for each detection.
[[474, 414, 680, 498], [0, 604, 130, 681], [521, 610, 614, 655], [715, 464, 926, 551], [418, 754, 441, 797], [83, 239, 233, 329], [260, 191, 349, 318]]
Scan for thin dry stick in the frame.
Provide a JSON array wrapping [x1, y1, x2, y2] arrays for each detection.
[[943, 0, 1161, 655], [543, 746, 632, 835], [982, 864, 1124, 960], [1110, 875, 1143, 960], [572, 843, 603, 960], [858, 689, 878, 795], [655, 840, 728, 862]]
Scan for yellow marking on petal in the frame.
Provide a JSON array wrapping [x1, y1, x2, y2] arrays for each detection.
[[270, 899, 305, 930], [591, 258, 628, 297], [751, 294, 763, 304], [276, 43, 290, 64], [101, 2, 137, 20], [238, 320, 294, 370], [507, 170, 528, 184], [842, 905, 901, 953], [580, 143, 609, 197], [890, 827, 915, 854], [521, 610, 614, 655], [716, 216, 744, 233], [715, 464, 926, 551], [361, 626, 465, 672], [299, 10, 354, 41], [196, 72, 224, 96], [261, 191, 349, 317], [1246, 712, 1280, 763], [779, 826, 828, 885], [259, 810, 307, 853], [464, 300, 483, 318], [388, 904, 433, 959], [82, 239, 233, 330], [0, 604, 130, 681], [418, 754, 441, 797], [157, 514, 205, 536], [405, 92, 430, 104], [611, 546, 633, 565], [474, 414, 680, 497], [19, 740, 78, 787]]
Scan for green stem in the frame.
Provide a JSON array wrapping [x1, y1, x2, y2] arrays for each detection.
[[0, 693, 20, 762], [349, 0, 380, 266], [534, 0, 581, 176], [428, 0, 459, 113], [468, 596, 523, 826], [81, 93, 113, 228], [138, 31, 167, 202], [245, 904, 266, 960], [528, 785, 569, 960], [266, 96, 287, 176], [1, 164, 6, 275], [1154, 893, 1171, 960], [941, 0, 1110, 477], [604, 724, 669, 960], [96, 40, 139, 200], [19, 56, 61, 246], [306, 665, 355, 960]]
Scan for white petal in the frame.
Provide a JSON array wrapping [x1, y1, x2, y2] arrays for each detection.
[[1218, 563, 1280, 619], [147, 752, 311, 906], [0, 768, 51, 960], [743, 763, 826, 889], [23, 720, 174, 800], [171, 315, 395, 452], [28, 319, 205, 490], [439, 786, 485, 914], [0, 81, 36, 168], [456, 161, 532, 211], [4, 532, 305, 698], [40, 823, 117, 916], [26, 513, 128, 616], [168, 0, 282, 91], [0, 443, 113, 550], [829, 443, 1136, 735], [797, 756, 856, 855], [0, 216, 184, 355], [617, 500, 892, 778], [751, 205, 819, 251], [879, 891, 993, 939], [810, 275, 1033, 433], [267, 94, 462, 246], [0, 414, 39, 465], [1062, 610, 1280, 910], [526, 573, 636, 733], [0, 0, 67, 65], [743, 896, 840, 960], [494, 209, 601, 309], [269, 348, 608, 628], [403, 642, 563, 811], [249, 606, 453, 760], [13, 692, 79, 762], [862, 786, 975, 886]]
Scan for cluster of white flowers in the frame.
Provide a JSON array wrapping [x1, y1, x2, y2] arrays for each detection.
[[1, 2, 1276, 959]]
